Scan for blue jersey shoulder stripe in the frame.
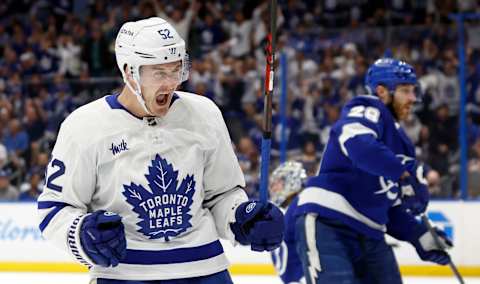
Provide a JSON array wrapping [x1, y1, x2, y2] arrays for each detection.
[[122, 239, 224, 265]]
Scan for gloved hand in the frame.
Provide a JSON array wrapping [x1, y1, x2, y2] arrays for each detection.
[[411, 225, 452, 265], [230, 200, 285, 252], [400, 176, 429, 215], [400, 161, 430, 215], [80, 210, 127, 267], [404, 160, 430, 185]]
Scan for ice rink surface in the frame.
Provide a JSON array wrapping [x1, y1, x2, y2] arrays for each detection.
[[0, 273, 479, 284]]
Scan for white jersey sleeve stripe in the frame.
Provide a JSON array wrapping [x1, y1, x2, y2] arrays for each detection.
[[305, 213, 321, 283], [338, 122, 378, 157], [298, 186, 386, 232]]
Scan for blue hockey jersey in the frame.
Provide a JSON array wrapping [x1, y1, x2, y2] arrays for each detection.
[[271, 197, 305, 284], [296, 95, 416, 240]]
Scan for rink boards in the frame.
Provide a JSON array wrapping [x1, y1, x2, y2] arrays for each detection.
[[0, 201, 478, 276]]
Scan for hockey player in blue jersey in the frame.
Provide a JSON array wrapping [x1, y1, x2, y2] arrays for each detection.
[[295, 58, 453, 284], [270, 161, 307, 284], [37, 17, 284, 284]]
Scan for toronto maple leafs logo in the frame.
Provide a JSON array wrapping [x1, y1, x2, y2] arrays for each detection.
[[122, 154, 195, 241]]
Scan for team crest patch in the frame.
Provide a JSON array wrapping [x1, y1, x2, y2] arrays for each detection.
[[122, 154, 195, 241]]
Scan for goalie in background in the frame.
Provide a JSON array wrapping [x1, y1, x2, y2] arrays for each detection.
[[270, 161, 307, 284]]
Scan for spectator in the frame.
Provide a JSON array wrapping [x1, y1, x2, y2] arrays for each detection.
[[18, 170, 42, 201], [296, 140, 319, 177], [24, 100, 47, 143], [19, 51, 38, 77], [3, 45, 21, 74], [153, 0, 199, 43], [32, 152, 49, 173], [57, 35, 83, 77], [236, 136, 260, 198], [2, 118, 29, 157], [0, 169, 19, 201], [36, 38, 60, 76], [81, 21, 112, 76], [0, 144, 7, 169], [271, 107, 303, 153], [428, 104, 458, 175], [434, 60, 460, 116], [226, 10, 252, 58], [219, 58, 245, 115], [402, 113, 423, 145], [195, 10, 227, 56]]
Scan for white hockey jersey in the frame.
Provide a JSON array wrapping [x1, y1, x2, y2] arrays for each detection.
[[37, 91, 248, 280]]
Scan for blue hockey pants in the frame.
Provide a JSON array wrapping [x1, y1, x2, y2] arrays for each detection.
[[295, 214, 403, 284]]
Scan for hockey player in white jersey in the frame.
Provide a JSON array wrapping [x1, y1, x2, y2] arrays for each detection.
[[37, 17, 284, 283]]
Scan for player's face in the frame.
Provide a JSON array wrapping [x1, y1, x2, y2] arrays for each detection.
[[139, 61, 182, 116], [392, 84, 416, 121], [269, 179, 284, 197]]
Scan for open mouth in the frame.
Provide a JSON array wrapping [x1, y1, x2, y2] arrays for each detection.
[[156, 94, 169, 106]]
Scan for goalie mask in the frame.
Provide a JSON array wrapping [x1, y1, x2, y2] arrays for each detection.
[[115, 17, 190, 115], [269, 161, 307, 208]]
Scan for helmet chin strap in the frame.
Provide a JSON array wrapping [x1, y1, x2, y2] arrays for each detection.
[[125, 76, 155, 116]]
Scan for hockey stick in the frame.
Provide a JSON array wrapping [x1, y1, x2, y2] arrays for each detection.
[[420, 214, 465, 284], [259, 0, 277, 204]]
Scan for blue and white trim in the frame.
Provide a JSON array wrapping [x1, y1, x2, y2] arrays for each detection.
[[105, 92, 180, 120], [297, 187, 386, 239], [67, 214, 93, 267], [338, 122, 377, 157], [305, 213, 321, 283], [121, 240, 224, 265], [38, 201, 69, 232]]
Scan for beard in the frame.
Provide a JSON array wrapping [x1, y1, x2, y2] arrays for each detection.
[[386, 100, 399, 121], [391, 100, 411, 121]]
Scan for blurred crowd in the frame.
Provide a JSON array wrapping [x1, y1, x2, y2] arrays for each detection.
[[1, 0, 480, 201]]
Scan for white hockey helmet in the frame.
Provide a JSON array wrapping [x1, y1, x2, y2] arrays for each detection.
[[269, 161, 307, 207], [115, 17, 189, 113]]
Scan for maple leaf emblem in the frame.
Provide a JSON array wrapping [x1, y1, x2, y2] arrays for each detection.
[[122, 154, 195, 241]]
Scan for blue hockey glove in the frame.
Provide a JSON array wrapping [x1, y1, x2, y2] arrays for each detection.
[[400, 175, 429, 215], [411, 225, 452, 265], [80, 210, 127, 267], [404, 160, 430, 185], [230, 200, 285, 252], [400, 161, 430, 215]]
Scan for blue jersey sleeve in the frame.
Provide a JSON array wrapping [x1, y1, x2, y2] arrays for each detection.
[[386, 205, 425, 242], [334, 99, 405, 180]]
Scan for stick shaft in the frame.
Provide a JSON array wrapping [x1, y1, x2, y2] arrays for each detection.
[[421, 215, 465, 284], [259, 0, 277, 204]]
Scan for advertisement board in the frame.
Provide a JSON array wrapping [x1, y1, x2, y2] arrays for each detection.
[[0, 201, 478, 276]]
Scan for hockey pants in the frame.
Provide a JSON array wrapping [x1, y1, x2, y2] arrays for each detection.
[[295, 213, 403, 284]]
